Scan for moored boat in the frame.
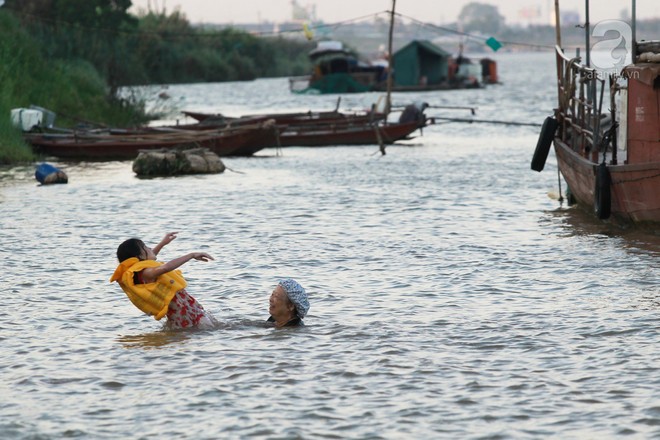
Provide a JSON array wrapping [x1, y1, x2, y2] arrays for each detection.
[[181, 107, 385, 127], [289, 40, 387, 94], [179, 108, 427, 148], [532, 1, 660, 225], [290, 40, 497, 94], [158, 104, 425, 148], [276, 120, 424, 147], [25, 125, 277, 160]]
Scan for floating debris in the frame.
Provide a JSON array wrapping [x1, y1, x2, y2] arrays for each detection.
[[132, 148, 225, 177], [35, 163, 68, 185]]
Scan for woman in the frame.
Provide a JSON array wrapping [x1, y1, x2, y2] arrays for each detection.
[[267, 279, 309, 327]]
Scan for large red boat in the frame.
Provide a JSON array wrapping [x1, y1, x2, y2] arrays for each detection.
[[532, 2, 660, 225]]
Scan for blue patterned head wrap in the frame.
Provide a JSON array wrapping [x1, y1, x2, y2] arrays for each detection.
[[278, 278, 309, 318]]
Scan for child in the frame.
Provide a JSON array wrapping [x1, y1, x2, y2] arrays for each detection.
[[110, 232, 216, 329]]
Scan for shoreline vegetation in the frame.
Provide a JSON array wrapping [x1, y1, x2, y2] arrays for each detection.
[[0, 1, 314, 164]]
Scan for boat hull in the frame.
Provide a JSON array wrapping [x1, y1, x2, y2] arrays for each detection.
[[26, 127, 273, 160], [181, 110, 385, 127], [277, 121, 421, 147], [554, 138, 660, 224]]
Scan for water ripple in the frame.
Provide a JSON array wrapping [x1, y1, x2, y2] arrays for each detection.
[[1, 53, 659, 439]]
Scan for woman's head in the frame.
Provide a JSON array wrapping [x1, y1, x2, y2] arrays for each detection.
[[116, 238, 152, 262], [269, 279, 309, 320], [269, 285, 295, 319]]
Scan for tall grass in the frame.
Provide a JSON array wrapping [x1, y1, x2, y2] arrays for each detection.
[[0, 12, 39, 163], [0, 111, 33, 164], [0, 10, 149, 164]]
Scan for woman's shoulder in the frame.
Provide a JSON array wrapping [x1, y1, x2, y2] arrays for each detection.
[[286, 317, 303, 326], [266, 316, 303, 327]]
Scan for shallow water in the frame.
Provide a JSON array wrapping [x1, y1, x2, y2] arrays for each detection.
[[1, 52, 659, 439]]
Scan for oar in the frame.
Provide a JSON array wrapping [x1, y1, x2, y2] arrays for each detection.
[[429, 116, 542, 127], [334, 96, 341, 112], [427, 105, 477, 115], [392, 104, 477, 115]]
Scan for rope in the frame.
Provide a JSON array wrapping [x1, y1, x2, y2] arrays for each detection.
[[224, 166, 246, 174], [557, 166, 564, 205], [598, 122, 619, 164], [272, 125, 282, 156], [6, 6, 559, 50], [394, 12, 556, 50], [372, 123, 386, 155]]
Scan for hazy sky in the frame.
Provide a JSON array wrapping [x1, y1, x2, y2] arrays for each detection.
[[129, 0, 660, 25]]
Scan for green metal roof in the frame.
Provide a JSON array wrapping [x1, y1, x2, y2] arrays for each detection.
[[392, 40, 451, 86], [394, 40, 451, 58]]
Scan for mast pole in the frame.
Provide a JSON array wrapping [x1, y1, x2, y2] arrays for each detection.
[[385, 0, 396, 116], [554, 0, 562, 109], [554, 0, 561, 48], [632, 0, 637, 60], [555, 0, 561, 49], [585, 0, 590, 67]]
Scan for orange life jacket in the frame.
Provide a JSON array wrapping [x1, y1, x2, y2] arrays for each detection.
[[110, 258, 187, 320]]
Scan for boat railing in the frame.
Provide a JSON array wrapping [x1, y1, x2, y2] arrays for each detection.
[[555, 45, 608, 163]]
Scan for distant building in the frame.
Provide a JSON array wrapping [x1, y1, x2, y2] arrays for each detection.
[[518, 5, 544, 26], [560, 11, 581, 26]]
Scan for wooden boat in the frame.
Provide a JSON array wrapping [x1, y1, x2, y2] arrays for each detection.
[[289, 41, 387, 94], [532, 2, 660, 225], [181, 108, 385, 126], [289, 40, 496, 94], [162, 114, 386, 136], [135, 119, 422, 149], [276, 120, 423, 147], [91, 112, 420, 152], [25, 125, 277, 159]]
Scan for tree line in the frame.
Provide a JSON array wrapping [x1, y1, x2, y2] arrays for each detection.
[[4, 0, 314, 95]]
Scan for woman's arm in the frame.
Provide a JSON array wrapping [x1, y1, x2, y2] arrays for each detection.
[[152, 232, 178, 256], [141, 252, 214, 283]]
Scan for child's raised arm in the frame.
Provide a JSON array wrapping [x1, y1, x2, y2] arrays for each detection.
[[141, 252, 213, 283], [153, 232, 178, 256]]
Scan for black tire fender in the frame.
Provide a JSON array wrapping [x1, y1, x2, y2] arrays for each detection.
[[531, 117, 558, 172], [594, 163, 611, 219]]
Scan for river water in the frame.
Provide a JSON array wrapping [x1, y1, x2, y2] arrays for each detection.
[[1, 52, 659, 439]]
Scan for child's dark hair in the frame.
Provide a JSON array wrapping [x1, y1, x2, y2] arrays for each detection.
[[117, 238, 146, 262]]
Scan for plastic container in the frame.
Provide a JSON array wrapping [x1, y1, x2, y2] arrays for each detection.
[[11, 108, 43, 131], [35, 163, 68, 184]]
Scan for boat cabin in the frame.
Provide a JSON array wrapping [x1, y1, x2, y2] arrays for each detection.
[[621, 41, 660, 164], [392, 40, 450, 87], [392, 40, 496, 90], [306, 41, 386, 93]]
